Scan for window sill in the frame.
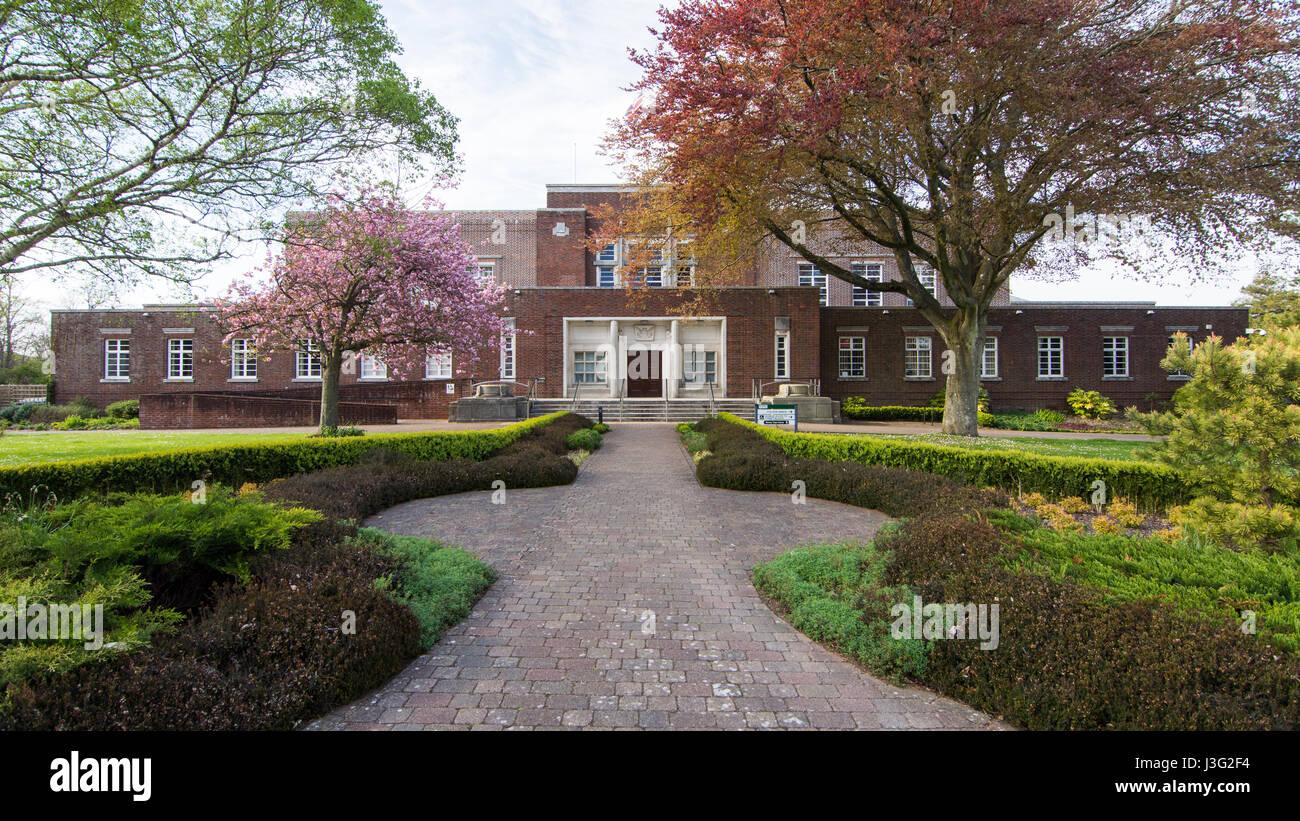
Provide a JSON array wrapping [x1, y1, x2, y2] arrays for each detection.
[[904, 376, 935, 382], [1102, 376, 1133, 381], [358, 377, 389, 382], [1167, 375, 1191, 381], [838, 376, 869, 381], [980, 376, 1002, 381], [293, 377, 322, 382], [424, 376, 454, 382], [164, 378, 194, 383], [228, 378, 258, 383], [100, 378, 130, 383], [1037, 376, 1067, 381]]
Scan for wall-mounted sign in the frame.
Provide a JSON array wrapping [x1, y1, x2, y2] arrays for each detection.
[[446, 383, 455, 395]]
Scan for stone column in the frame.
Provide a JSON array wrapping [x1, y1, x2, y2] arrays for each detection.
[[608, 320, 619, 398], [667, 319, 681, 400]]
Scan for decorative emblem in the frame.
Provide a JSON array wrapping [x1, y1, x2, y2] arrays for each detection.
[[633, 324, 655, 341], [552, 221, 569, 237]]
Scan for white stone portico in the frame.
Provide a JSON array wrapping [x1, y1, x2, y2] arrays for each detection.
[[561, 317, 727, 399]]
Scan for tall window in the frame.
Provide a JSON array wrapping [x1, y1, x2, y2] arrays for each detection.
[[904, 336, 932, 378], [1102, 336, 1129, 377], [798, 262, 828, 306], [642, 266, 663, 287], [851, 262, 884, 306], [597, 266, 616, 287], [104, 338, 130, 380], [474, 262, 496, 284], [296, 340, 322, 379], [1038, 336, 1064, 378], [673, 238, 696, 287], [500, 318, 516, 379], [231, 338, 257, 380], [981, 337, 999, 378], [425, 349, 452, 379], [167, 338, 193, 380], [1167, 335, 1194, 378], [573, 350, 607, 384], [360, 354, 387, 380], [774, 331, 790, 379], [838, 336, 866, 378], [683, 349, 717, 383], [597, 243, 618, 263], [906, 265, 938, 305]]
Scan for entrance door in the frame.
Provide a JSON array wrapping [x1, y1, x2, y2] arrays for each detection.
[[626, 350, 662, 398]]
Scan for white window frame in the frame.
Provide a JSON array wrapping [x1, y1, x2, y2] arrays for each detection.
[[683, 349, 718, 384], [1038, 336, 1064, 378], [838, 336, 866, 378], [230, 338, 257, 380], [425, 348, 453, 380], [359, 354, 388, 380], [475, 261, 496, 284], [851, 261, 884, 307], [104, 338, 130, 381], [166, 338, 193, 381], [1102, 336, 1129, 378], [642, 266, 664, 287], [572, 350, 608, 384], [296, 340, 322, 380], [798, 262, 828, 306], [906, 265, 938, 306], [981, 337, 999, 379], [1167, 335, 1194, 379], [500, 318, 516, 380], [774, 331, 790, 379], [597, 266, 616, 288], [905, 335, 933, 378]]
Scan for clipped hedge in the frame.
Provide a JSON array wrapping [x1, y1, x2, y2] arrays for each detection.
[[0, 412, 570, 499], [717, 413, 1190, 511]]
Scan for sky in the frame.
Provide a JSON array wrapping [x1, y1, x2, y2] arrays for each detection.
[[19, 0, 1266, 313]]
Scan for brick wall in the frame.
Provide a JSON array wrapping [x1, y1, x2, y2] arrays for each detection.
[[139, 393, 397, 429], [819, 305, 1249, 411]]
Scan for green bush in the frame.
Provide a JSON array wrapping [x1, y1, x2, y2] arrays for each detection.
[[1066, 388, 1117, 419], [312, 425, 366, 438], [566, 428, 602, 452], [358, 528, 497, 649], [715, 413, 1188, 511], [592, 423, 611, 434], [680, 429, 709, 455], [0, 412, 573, 499], [105, 400, 140, 420], [987, 409, 1066, 431], [930, 386, 990, 413], [841, 399, 941, 422]]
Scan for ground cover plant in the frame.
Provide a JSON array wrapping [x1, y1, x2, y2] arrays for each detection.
[[0, 413, 595, 729], [700, 416, 1300, 729]]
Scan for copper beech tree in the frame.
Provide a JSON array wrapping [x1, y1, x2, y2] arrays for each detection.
[[608, 0, 1300, 434]]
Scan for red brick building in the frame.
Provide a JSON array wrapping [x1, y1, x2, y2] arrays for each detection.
[[49, 184, 1248, 425]]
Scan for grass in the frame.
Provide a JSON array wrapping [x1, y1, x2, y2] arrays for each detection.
[[0, 430, 310, 466], [844, 431, 1156, 462]]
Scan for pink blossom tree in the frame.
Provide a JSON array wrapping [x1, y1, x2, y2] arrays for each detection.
[[217, 187, 510, 430]]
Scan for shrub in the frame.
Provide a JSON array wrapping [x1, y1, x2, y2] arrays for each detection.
[[592, 423, 611, 434], [930, 386, 990, 413], [312, 425, 365, 438], [841, 398, 941, 423], [1066, 388, 1117, 420], [987, 409, 1065, 431], [357, 528, 497, 649], [0, 411, 574, 499], [680, 429, 709, 454], [566, 428, 602, 452], [1168, 497, 1299, 554], [715, 413, 1189, 511], [105, 400, 140, 419]]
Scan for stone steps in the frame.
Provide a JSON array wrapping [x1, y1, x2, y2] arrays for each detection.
[[529, 398, 754, 423]]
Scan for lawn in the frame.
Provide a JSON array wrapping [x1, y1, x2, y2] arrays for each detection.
[[0, 430, 310, 466], [846, 431, 1156, 462]]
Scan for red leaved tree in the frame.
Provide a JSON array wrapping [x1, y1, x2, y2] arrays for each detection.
[[611, 0, 1300, 434]]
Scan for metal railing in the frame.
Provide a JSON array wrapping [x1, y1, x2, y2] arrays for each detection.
[[706, 381, 717, 417], [569, 383, 584, 413]]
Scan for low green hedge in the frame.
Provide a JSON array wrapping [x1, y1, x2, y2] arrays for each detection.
[[841, 401, 993, 427], [717, 413, 1191, 510], [0, 412, 570, 499]]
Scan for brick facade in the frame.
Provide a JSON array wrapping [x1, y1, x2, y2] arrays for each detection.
[[47, 184, 1249, 425]]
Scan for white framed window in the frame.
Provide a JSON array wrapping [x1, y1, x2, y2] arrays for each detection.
[[167, 338, 193, 380], [851, 261, 884, 307], [905, 336, 932, 378], [573, 350, 607, 384], [1038, 336, 1064, 378], [230, 338, 257, 380], [474, 261, 496, 284], [296, 340, 322, 380], [1102, 336, 1129, 377], [838, 336, 866, 378], [359, 354, 387, 380], [642, 266, 663, 287], [683, 349, 717, 384], [597, 243, 618, 264], [981, 337, 999, 378], [103, 338, 130, 380], [425, 348, 452, 380], [500, 318, 516, 379], [1167, 335, 1194, 378], [673, 238, 696, 287], [775, 331, 790, 379], [906, 265, 938, 305], [797, 262, 828, 306], [597, 266, 616, 287]]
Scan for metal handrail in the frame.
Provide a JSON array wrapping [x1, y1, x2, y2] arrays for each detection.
[[618, 378, 626, 420], [570, 383, 583, 412], [706, 381, 717, 417]]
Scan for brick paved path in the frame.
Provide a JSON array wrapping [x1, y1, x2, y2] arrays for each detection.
[[307, 424, 1002, 731]]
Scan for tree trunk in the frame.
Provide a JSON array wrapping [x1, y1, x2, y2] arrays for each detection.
[[320, 353, 342, 430], [941, 310, 985, 437]]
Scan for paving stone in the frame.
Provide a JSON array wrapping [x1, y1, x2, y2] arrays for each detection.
[[308, 425, 1005, 732]]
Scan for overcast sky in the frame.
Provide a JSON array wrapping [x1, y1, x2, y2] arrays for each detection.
[[21, 0, 1265, 312]]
